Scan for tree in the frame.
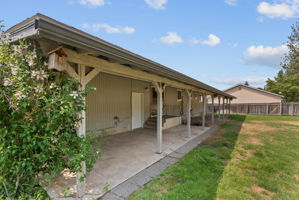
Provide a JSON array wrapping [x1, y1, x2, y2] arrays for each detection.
[[282, 21, 299, 75], [265, 70, 299, 102], [244, 81, 249, 86], [0, 28, 98, 198], [265, 20, 299, 102]]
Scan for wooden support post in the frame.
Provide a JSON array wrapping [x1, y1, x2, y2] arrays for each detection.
[[64, 62, 101, 198], [266, 104, 269, 115], [222, 97, 225, 118], [291, 102, 294, 116], [226, 98, 228, 115], [153, 82, 164, 154], [218, 96, 221, 120], [228, 98, 231, 115], [280, 101, 283, 116], [77, 64, 86, 198], [202, 94, 207, 129], [186, 90, 192, 137], [211, 96, 215, 126]]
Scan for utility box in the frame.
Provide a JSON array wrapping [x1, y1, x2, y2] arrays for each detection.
[[48, 47, 67, 71]]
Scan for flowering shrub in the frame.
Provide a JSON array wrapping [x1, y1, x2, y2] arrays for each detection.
[[0, 29, 98, 198]]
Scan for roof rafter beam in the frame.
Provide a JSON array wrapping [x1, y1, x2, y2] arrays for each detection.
[[63, 47, 212, 94]]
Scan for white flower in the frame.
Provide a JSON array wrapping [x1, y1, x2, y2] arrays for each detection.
[[3, 78, 13, 86], [49, 83, 56, 89], [13, 45, 22, 54], [0, 33, 9, 42], [31, 71, 38, 78], [27, 58, 34, 67], [37, 70, 48, 80], [32, 70, 48, 80], [15, 91, 26, 99], [35, 86, 43, 93], [32, 52, 37, 59], [11, 67, 18, 75], [70, 91, 79, 99]]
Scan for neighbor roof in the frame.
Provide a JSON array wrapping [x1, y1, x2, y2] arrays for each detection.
[[224, 84, 283, 98], [5, 13, 234, 98]]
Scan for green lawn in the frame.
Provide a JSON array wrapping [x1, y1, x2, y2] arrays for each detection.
[[127, 115, 299, 200]]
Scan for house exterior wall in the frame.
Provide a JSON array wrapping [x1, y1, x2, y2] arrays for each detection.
[[86, 72, 150, 133], [226, 86, 282, 104], [191, 94, 203, 117], [182, 91, 203, 119], [164, 86, 181, 116]]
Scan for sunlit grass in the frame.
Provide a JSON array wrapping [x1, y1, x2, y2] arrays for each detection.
[[127, 115, 299, 200]]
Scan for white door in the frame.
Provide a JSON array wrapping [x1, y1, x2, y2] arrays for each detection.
[[132, 93, 143, 130]]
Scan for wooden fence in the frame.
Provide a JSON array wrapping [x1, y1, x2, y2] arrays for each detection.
[[210, 102, 299, 116]]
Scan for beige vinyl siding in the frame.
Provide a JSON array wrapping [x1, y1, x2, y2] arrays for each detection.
[[182, 91, 203, 118], [191, 94, 203, 117], [86, 73, 150, 132], [227, 86, 282, 104], [164, 86, 181, 116]]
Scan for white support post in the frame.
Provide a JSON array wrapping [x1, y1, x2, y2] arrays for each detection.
[[218, 96, 221, 120], [226, 98, 229, 115], [228, 98, 231, 115], [202, 94, 206, 129], [77, 64, 86, 198], [186, 90, 192, 137], [211, 95, 215, 126], [222, 97, 225, 118], [153, 82, 164, 154]]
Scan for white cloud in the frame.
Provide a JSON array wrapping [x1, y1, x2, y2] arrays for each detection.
[[191, 34, 221, 46], [82, 23, 135, 34], [244, 44, 288, 67], [145, 0, 168, 10], [225, 0, 237, 6], [160, 32, 183, 44], [211, 76, 268, 85], [257, 1, 299, 19], [79, 0, 106, 7]]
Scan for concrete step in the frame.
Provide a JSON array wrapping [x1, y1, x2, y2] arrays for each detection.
[[144, 124, 156, 129], [144, 117, 166, 129]]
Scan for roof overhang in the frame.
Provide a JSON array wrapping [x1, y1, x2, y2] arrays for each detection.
[[5, 13, 235, 99]]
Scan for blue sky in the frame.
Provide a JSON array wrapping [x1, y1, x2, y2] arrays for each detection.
[[1, 0, 298, 90]]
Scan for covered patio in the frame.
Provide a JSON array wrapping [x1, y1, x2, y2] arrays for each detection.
[[47, 125, 210, 199], [5, 14, 235, 200]]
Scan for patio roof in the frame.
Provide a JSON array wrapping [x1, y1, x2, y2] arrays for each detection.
[[5, 13, 235, 99]]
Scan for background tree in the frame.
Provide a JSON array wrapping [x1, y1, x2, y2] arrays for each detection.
[[282, 21, 299, 75], [265, 20, 299, 102]]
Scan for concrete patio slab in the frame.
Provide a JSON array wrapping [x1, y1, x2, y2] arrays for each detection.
[[101, 127, 217, 200], [47, 125, 212, 199]]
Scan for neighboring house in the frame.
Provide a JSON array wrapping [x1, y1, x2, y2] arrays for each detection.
[[224, 84, 283, 104], [5, 14, 234, 198]]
